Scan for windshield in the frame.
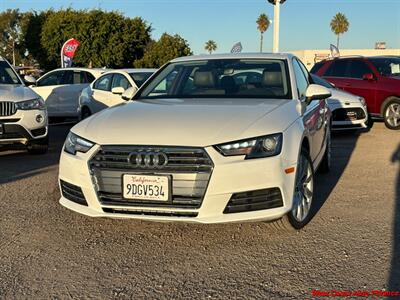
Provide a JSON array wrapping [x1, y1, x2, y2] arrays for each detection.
[[129, 72, 154, 87], [311, 74, 334, 89], [137, 59, 292, 100], [0, 61, 21, 85], [369, 57, 400, 77]]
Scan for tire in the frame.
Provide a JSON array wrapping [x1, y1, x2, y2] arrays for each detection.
[[273, 148, 315, 230], [365, 114, 374, 129], [27, 136, 49, 155], [81, 107, 92, 120], [383, 98, 400, 130], [319, 126, 331, 173]]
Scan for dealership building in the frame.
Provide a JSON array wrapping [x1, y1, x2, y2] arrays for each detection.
[[290, 47, 400, 70]]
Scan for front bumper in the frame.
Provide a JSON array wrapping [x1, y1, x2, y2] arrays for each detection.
[[0, 109, 48, 145], [330, 104, 368, 130], [59, 145, 297, 224]]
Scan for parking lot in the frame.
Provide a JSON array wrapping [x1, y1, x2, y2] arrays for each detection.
[[0, 123, 399, 298]]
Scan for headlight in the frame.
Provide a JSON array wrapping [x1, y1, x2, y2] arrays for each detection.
[[16, 97, 45, 110], [214, 133, 283, 159], [359, 97, 366, 107], [64, 132, 94, 155]]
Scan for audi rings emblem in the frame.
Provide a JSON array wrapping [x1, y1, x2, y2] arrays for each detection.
[[127, 151, 168, 169]]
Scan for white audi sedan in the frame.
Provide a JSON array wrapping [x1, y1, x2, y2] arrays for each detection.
[[78, 68, 156, 119], [59, 53, 332, 230], [311, 74, 369, 130]]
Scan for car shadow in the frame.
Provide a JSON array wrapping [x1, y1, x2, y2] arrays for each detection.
[[0, 125, 71, 185], [389, 143, 400, 290], [308, 129, 364, 223]]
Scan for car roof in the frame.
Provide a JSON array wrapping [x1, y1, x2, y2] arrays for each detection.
[[51, 67, 109, 75], [104, 68, 157, 74], [171, 53, 295, 63]]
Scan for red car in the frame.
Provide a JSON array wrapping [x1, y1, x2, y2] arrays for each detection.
[[311, 56, 400, 130]]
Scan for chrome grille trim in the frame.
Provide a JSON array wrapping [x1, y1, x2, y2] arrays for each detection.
[[89, 146, 214, 209], [0, 102, 17, 117]]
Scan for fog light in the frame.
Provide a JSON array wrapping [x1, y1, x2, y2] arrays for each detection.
[[36, 114, 43, 123]]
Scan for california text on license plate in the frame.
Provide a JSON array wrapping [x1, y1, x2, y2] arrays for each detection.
[[122, 174, 169, 201]]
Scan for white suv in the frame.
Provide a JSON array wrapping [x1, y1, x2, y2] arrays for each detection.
[[58, 53, 332, 229], [0, 57, 48, 154]]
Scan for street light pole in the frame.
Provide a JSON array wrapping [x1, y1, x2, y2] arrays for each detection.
[[268, 0, 286, 53]]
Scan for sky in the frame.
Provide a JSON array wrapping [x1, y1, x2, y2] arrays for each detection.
[[1, 0, 399, 55]]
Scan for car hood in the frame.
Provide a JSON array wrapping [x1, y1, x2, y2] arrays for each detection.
[[0, 84, 40, 102], [328, 88, 362, 105], [72, 98, 297, 147]]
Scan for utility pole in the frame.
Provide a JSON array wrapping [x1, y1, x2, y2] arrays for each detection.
[[268, 0, 286, 53]]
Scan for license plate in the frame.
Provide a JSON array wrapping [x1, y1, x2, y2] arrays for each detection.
[[122, 174, 170, 201], [0, 124, 3, 135], [347, 111, 357, 120]]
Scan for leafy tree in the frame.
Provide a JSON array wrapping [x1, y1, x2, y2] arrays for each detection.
[[256, 13, 270, 53], [205, 40, 217, 54], [330, 12, 349, 49], [134, 33, 192, 68], [0, 9, 23, 65], [38, 9, 151, 70], [20, 10, 51, 68]]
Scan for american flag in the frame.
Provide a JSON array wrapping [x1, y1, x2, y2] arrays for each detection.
[[231, 42, 243, 53]]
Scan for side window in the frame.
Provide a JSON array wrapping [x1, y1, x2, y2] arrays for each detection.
[[37, 71, 64, 86], [293, 59, 309, 99], [82, 71, 95, 83], [348, 60, 372, 79], [148, 71, 178, 97], [73, 71, 81, 84], [93, 74, 113, 91], [325, 60, 349, 77], [61, 71, 74, 85], [111, 74, 131, 90]]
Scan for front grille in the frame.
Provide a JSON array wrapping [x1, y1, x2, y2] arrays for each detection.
[[0, 118, 20, 123], [332, 108, 366, 121], [60, 180, 88, 206], [89, 146, 213, 210], [224, 188, 283, 214], [0, 102, 17, 117], [102, 208, 198, 218], [0, 132, 24, 139]]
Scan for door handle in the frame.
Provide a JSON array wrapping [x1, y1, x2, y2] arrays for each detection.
[[344, 83, 351, 87]]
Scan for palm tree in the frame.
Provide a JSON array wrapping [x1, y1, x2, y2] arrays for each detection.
[[256, 13, 270, 52], [205, 40, 217, 54], [330, 12, 349, 49]]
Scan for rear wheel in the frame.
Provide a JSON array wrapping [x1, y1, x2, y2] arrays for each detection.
[[383, 98, 400, 130], [27, 136, 49, 154]]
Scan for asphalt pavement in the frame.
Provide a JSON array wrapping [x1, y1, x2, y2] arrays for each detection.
[[0, 123, 399, 299]]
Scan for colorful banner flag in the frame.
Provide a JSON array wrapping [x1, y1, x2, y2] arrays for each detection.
[[231, 42, 243, 53], [61, 38, 80, 68]]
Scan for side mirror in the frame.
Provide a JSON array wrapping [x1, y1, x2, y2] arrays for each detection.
[[305, 84, 331, 104], [121, 86, 138, 101], [111, 87, 125, 95], [362, 73, 375, 81], [24, 75, 36, 86]]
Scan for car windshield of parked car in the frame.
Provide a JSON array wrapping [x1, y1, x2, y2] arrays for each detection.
[[0, 61, 21, 85], [311, 74, 334, 89], [369, 57, 400, 77], [129, 72, 154, 87], [137, 59, 292, 100]]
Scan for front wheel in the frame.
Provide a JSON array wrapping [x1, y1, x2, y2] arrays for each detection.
[[383, 98, 400, 130], [270, 148, 315, 231]]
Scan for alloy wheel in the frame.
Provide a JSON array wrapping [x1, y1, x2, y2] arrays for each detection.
[[385, 103, 400, 128], [292, 153, 314, 222]]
